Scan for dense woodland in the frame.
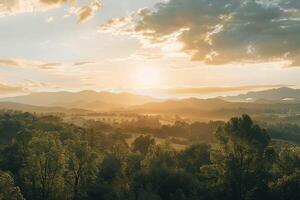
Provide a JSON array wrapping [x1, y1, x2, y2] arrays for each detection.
[[0, 111, 299, 200]]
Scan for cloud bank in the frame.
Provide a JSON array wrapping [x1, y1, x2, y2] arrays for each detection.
[[0, 0, 100, 23], [101, 0, 300, 66], [0, 0, 74, 15]]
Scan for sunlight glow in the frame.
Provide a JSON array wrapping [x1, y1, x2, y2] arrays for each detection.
[[132, 66, 163, 88]]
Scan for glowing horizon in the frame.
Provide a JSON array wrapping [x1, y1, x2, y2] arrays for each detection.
[[1, 0, 300, 98]]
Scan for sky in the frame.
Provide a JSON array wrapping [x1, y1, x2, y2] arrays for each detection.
[[0, 0, 300, 98]]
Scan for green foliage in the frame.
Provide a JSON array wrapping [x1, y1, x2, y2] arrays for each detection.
[[267, 123, 300, 144], [65, 139, 99, 200], [156, 121, 223, 142], [270, 171, 300, 200], [178, 143, 211, 173], [276, 146, 300, 175], [21, 133, 65, 200], [0, 111, 299, 200], [0, 171, 24, 200], [215, 115, 274, 200], [132, 135, 155, 154]]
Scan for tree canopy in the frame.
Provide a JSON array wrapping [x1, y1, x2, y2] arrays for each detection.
[[0, 111, 299, 200]]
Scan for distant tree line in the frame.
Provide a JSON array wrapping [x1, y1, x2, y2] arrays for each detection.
[[0, 111, 299, 200]]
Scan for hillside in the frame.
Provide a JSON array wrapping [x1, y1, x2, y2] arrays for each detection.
[[129, 97, 300, 120], [0, 91, 160, 110], [222, 87, 300, 102], [0, 102, 92, 114], [3, 88, 300, 118]]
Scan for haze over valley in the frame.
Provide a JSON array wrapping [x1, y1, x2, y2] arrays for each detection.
[[1, 0, 300, 200], [1, 87, 300, 124]]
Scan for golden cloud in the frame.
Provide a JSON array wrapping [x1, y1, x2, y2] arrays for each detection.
[[0, 58, 59, 70], [0, 0, 101, 23], [40, 0, 75, 5], [0, 82, 28, 95], [77, 0, 101, 23], [100, 0, 300, 67], [0, 58, 95, 70]]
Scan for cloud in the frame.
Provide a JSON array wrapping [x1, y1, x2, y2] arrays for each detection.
[[0, 59, 19, 67], [23, 79, 61, 90], [39, 0, 75, 6], [77, 0, 101, 23], [0, 0, 73, 16], [159, 84, 293, 95], [0, 58, 60, 70], [101, 0, 300, 66], [99, 16, 133, 33], [0, 0, 100, 22], [0, 82, 28, 95], [0, 58, 96, 70], [67, 0, 101, 23], [39, 63, 62, 69], [73, 61, 95, 66]]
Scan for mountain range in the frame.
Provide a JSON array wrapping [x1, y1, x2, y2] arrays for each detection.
[[221, 87, 300, 103], [0, 102, 91, 114], [129, 97, 300, 120], [0, 90, 159, 111], [1, 87, 300, 119]]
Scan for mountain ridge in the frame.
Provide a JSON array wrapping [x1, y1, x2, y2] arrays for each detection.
[[0, 90, 160, 110], [221, 87, 300, 102], [0, 101, 92, 114]]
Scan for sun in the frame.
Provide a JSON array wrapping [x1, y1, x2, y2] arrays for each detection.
[[133, 66, 163, 88]]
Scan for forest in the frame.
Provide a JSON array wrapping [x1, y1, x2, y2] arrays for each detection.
[[0, 111, 299, 200]]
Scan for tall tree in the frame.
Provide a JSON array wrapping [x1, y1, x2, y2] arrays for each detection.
[[21, 133, 65, 200], [215, 115, 274, 200], [270, 146, 300, 200], [132, 136, 155, 155], [65, 139, 99, 200], [0, 171, 24, 200]]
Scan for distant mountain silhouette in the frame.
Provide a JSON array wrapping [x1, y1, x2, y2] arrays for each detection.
[[2, 89, 300, 120], [221, 87, 300, 102], [0, 91, 159, 110], [0, 102, 92, 114], [129, 97, 300, 120], [132, 98, 231, 111]]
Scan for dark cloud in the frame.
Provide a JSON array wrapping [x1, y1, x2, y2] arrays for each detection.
[[115, 0, 300, 66]]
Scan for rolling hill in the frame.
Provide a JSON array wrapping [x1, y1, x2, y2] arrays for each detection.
[[0, 90, 160, 111], [129, 97, 300, 120], [0, 102, 92, 114], [222, 87, 300, 103], [2, 88, 300, 119]]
